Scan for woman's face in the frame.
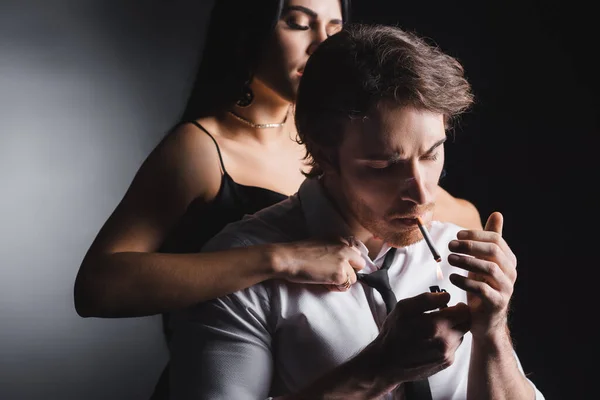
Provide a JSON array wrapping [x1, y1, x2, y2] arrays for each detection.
[[253, 0, 343, 103]]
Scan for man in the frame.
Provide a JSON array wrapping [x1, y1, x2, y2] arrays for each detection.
[[168, 24, 545, 399]]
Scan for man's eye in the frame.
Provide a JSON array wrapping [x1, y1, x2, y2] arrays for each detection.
[[366, 161, 401, 170], [422, 153, 439, 161], [366, 164, 391, 170]]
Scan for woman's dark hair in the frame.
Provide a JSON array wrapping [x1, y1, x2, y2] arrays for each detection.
[[179, 0, 351, 121]]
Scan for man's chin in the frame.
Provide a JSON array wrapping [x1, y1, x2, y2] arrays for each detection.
[[377, 225, 422, 248]]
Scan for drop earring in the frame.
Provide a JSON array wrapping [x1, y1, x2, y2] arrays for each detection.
[[235, 80, 254, 108]]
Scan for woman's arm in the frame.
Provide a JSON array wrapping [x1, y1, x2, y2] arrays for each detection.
[[74, 123, 364, 318], [75, 245, 284, 318], [74, 122, 245, 317]]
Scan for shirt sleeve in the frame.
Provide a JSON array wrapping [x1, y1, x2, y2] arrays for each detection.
[[168, 232, 275, 400]]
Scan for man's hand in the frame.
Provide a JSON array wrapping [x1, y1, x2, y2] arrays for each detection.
[[448, 211, 517, 339], [369, 292, 471, 384]]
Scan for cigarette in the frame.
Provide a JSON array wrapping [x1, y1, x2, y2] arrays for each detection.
[[416, 216, 441, 263]]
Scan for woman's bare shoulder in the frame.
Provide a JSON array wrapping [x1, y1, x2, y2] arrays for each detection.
[[138, 119, 225, 204], [435, 187, 483, 230]]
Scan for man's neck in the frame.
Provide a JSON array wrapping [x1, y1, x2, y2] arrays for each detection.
[[361, 238, 387, 260], [319, 176, 386, 259]]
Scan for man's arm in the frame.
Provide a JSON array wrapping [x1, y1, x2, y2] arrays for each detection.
[[167, 229, 385, 400], [448, 212, 545, 399], [468, 330, 545, 400], [169, 285, 394, 400], [171, 279, 469, 399]]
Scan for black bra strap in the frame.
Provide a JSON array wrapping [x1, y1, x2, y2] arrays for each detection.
[[188, 120, 228, 175]]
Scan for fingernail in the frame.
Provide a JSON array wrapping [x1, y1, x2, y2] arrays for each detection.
[[448, 254, 459, 263], [448, 240, 459, 249]]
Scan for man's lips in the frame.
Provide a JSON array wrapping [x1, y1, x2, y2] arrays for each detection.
[[390, 217, 419, 226]]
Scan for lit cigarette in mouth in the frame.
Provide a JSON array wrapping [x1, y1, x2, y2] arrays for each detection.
[[416, 216, 442, 266]]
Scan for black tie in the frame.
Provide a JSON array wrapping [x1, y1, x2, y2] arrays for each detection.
[[357, 247, 433, 400]]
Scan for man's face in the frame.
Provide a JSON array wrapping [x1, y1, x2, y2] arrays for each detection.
[[327, 103, 447, 247]]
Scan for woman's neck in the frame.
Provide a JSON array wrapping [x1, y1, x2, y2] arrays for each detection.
[[224, 81, 293, 144]]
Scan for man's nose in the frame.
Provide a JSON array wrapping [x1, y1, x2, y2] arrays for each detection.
[[399, 166, 432, 205]]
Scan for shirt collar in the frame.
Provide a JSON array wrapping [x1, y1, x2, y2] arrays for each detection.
[[298, 177, 393, 264], [298, 177, 352, 240]]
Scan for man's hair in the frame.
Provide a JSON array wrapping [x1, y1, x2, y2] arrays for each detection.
[[295, 23, 474, 177]]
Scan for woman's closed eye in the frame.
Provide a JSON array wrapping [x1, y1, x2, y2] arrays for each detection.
[[285, 16, 310, 30]]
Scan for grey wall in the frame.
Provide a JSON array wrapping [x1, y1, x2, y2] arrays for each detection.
[[0, 1, 212, 398]]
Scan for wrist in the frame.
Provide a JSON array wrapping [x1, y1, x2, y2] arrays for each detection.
[[290, 347, 398, 400], [353, 341, 400, 394], [472, 324, 514, 355], [264, 243, 292, 279]]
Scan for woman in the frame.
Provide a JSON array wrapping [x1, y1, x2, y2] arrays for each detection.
[[74, 0, 481, 333]]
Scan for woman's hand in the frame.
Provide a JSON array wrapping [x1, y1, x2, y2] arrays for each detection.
[[273, 239, 366, 291]]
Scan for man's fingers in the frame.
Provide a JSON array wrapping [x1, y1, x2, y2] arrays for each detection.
[[434, 302, 471, 331], [484, 211, 503, 235], [396, 292, 451, 316]]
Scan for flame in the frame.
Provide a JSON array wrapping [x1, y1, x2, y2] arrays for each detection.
[[436, 263, 444, 280]]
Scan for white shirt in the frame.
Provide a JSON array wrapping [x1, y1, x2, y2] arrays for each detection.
[[169, 178, 545, 400]]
